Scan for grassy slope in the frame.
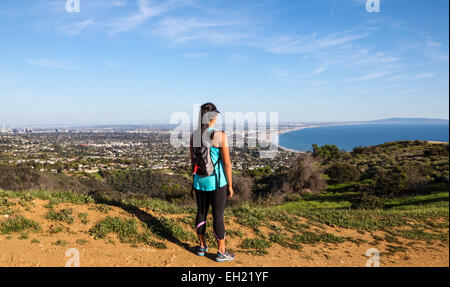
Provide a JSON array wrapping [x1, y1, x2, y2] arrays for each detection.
[[0, 141, 448, 265], [1, 187, 448, 263]]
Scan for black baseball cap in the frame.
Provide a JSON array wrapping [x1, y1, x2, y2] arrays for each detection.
[[201, 102, 220, 114]]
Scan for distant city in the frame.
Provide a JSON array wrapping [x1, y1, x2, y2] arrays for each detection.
[[0, 122, 303, 176], [2, 117, 447, 176]]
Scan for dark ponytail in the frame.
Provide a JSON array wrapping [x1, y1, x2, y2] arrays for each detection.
[[194, 102, 220, 147]]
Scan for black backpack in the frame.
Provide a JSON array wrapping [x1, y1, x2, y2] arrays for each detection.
[[191, 130, 221, 194]]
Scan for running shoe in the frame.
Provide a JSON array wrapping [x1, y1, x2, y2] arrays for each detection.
[[196, 245, 208, 256], [216, 250, 235, 262]]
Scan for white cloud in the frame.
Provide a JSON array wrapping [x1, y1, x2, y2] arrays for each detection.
[[27, 58, 78, 69], [342, 52, 400, 68], [229, 54, 247, 62], [311, 66, 327, 75], [271, 68, 290, 78], [396, 89, 415, 95], [108, 0, 184, 34], [104, 60, 117, 68], [26, 0, 441, 94], [427, 41, 441, 48], [344, 70, 395, 82], [184, 52, 208, 59], [113, 0, 128, 7], [263, 31, 368, 55], [153, 17, 249, 45], [414, 72, 437, 79], [296, 44, 404, 82], [385, 74, 407, 81], [63, 19, 94, 35]]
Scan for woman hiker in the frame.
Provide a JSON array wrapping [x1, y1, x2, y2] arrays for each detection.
[[189, 102, 235, 262]]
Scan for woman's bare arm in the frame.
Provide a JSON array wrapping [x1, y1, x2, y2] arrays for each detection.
[[189, 135, 194, 171], [219, 131, 233, 197]]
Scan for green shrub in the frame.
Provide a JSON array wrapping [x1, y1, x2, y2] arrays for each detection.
[[0, 164, 40, 191], [239, 238, 272, 251], [351, 194, 385, 210], [78, 213, 89, 224], [0, 216, 41, 234], [89, 216, 174, 247], [312, 144, 340, 160], [326, 162, 360, 184], [424, 144, 449, 157], [263, 154, 326, 203], [230, 174, 253, 203], [52, 240, 69, 246], [374, 167, 408, 196], [46, 208, 74, 224], [89, 216, 140, 243], [101, 169, 190, 200]]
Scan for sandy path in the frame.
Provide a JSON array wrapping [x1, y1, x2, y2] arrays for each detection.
[[0, 199, 448, 267], [1, 233, 447, 267]]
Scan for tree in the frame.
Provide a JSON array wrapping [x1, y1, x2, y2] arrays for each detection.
[[267, 153, 326, 199], [326, 162, 360, 184], [231, 174, 253, 202], [374, 167, 408, 196], [312, 144, 340, 160]]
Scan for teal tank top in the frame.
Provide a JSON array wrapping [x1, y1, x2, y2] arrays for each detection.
[[193, 130, 228, 191]]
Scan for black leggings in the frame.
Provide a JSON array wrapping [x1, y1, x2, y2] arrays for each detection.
[[195, 185, 227, 240]]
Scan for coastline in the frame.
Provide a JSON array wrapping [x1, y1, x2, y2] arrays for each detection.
[[272, 122, 350, 152], [271, 125, 449, 153], [270, 126, 316, 153]]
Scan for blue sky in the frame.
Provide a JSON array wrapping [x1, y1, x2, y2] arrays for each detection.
[[0, 0, 448, 126]]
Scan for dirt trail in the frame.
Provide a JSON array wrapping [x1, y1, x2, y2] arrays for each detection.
[[0, 199, 448, 267]]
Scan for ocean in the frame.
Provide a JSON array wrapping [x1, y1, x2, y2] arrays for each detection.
[[278, 124, 450, 152]]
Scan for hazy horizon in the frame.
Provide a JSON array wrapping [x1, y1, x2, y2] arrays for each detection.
[[2, 117, 449, 129]]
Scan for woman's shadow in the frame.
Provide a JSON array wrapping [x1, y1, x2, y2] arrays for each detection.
[[95, 196, 217, 261]]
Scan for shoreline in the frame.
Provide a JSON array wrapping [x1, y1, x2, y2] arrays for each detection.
[[271, 125, 449, 153], [271, 125, 320, 153], [272, 123, 342, 153]]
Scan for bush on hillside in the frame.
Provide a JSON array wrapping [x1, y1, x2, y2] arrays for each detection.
[[231, 174, 253, 201], [261, 154, 326, 203], [243, 166, 272, 179], [0, 164, 40, 191], [351, 194, 385, 210], [0, 163, 115, 196], [374, 167, 408, 196], [100, 169, 190, 201], [326, 162, 361, 184], [287, 154, 326, 193], [424, 144, 449, 157], [405, 168, 430, 193], [351, 145, 376, 156], [312, 144, 340, 160]]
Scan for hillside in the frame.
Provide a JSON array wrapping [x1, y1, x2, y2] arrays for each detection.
[[0, 140, 448, 267], [0, 187, 448, 267]]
